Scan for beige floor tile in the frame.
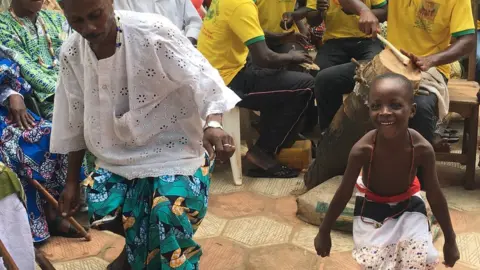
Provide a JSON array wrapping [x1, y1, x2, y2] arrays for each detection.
[[222, 216, 292, 247], [210, 166, 245, 194], [291, 225, 354, 254], [318, 251, 360, 270], [39, 230, 119, 262], [247, 244, 320, 270], [456, 232, 480, 268], [52, 257, 109, 270], [198, 237, 247, 270], [208, 191, 268, 218], [449, 209, 480, 234], [194, 213, 228, 240], [435, 232, 480, 268], [442, 186, 480, 212], [245, 175, 306, 198]]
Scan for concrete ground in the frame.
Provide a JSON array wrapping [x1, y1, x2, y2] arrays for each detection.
[[35, 160, 480, 270]]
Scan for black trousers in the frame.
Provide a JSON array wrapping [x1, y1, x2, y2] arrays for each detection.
[[228, 62, 315, 154], [314, 38, 383, 130]]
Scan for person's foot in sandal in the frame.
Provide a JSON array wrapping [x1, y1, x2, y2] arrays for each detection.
[[432, 135, 451, 153], [44, 204, 84, 238], [48, 216, 84, 238], [245, 145, 300, 178]]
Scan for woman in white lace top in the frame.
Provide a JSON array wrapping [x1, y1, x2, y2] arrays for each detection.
[[52, 0, 240, 268]]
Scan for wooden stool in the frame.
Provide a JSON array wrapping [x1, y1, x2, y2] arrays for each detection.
[[435, 79, 479, 190]]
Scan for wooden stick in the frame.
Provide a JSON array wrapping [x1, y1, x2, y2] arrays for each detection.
[[0, 238, 19, 270], [376, 34, 410, 66], [28, 179, 92, 241]]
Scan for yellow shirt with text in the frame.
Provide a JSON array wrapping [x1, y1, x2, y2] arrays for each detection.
[[256, 0, 299, 33], [388, 0, 475, 78], [322, 0, 386, 41], [197, 0, 265, 85]]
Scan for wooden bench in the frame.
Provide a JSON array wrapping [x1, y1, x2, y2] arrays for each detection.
[[435, 79, 479, 190]]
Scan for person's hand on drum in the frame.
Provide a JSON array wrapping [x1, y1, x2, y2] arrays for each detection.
[[280, 12, 295, 30], [282, 31, 310, 47], [400, 49, 436, 71], [288, 48, 313, 64], [358, 8, 379, 38]]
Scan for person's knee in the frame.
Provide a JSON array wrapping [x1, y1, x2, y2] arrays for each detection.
[[414, 95, 437, 118], [411, 95, 438, 141]]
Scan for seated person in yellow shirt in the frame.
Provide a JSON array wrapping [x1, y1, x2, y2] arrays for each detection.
[[339, 0, 475, 188], [255, 0, 319, 54], [310, 0, 387, 131], [198, 0, 315, 178]]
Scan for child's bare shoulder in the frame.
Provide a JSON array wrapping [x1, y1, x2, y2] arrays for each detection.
[[409, 128, 435, 161], [350, 130, 376, 161]]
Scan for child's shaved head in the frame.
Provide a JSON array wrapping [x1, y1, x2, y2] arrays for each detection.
[[370, 73, 414, 103]]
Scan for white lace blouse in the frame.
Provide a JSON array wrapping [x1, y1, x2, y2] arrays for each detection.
[[50, 10, 240, 179]]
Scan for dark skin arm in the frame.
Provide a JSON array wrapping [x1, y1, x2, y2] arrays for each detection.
[[341, 5, 387, 23], [58, 149, 86, 217], [338, 0, 380, 37], [420, 142, 459, 267], [401, 34, 475, 71], [314, 140, 367, 257], [248, 40, 312, 68]]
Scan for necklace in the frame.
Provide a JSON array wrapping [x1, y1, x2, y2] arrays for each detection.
[[115, 15, 122, 49], [9, 7, 58, 70]]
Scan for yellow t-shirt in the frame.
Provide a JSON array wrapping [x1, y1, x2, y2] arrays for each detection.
[[256, 0, 299, 33], [321, 0, 386, 42], [388, 0, 475, 78], [198, 0, 265, 85], [306, 0, 317, 9]]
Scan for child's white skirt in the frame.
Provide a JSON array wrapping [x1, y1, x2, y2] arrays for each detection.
[[352, 177, 439, 269]]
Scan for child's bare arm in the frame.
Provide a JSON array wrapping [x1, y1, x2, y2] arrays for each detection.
[[421, 143, 456, 243], [319, 143, 365, 233]]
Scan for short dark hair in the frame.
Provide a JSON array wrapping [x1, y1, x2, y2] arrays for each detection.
[[370, 73, 414, 102]]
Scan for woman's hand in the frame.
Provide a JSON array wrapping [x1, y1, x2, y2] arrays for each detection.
[[8, 94, 35, 130], [203, 127, 236, 162]]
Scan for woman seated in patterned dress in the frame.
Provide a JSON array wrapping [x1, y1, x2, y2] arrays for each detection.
[[0, 0, 90, 243]]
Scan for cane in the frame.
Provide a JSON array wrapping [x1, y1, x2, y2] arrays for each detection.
[[0, 238, 19, 270], [28, 178, 91, 241]]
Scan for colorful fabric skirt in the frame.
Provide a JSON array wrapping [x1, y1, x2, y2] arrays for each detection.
[[87, 156, 212, 270], [352, 177, 439, 269], [0, 107, 89, 242]]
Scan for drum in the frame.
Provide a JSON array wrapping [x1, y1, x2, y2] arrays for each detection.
[[304, 48, 421, 190]]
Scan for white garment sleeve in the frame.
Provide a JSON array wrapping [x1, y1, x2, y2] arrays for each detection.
[[183, 0, 203, 39], [50, 50, 87, 154], [0, 86, 22, 103], [154, 20, 241, 120]]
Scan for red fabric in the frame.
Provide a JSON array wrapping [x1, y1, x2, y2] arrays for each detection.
[[356, 177, 421, 204], [191, 0, 203, 10]]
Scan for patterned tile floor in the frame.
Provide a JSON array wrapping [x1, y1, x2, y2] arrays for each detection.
[[35, 161, 480, 270]]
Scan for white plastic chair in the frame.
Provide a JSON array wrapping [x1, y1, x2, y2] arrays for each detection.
[[223, 107, 243, 186]]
